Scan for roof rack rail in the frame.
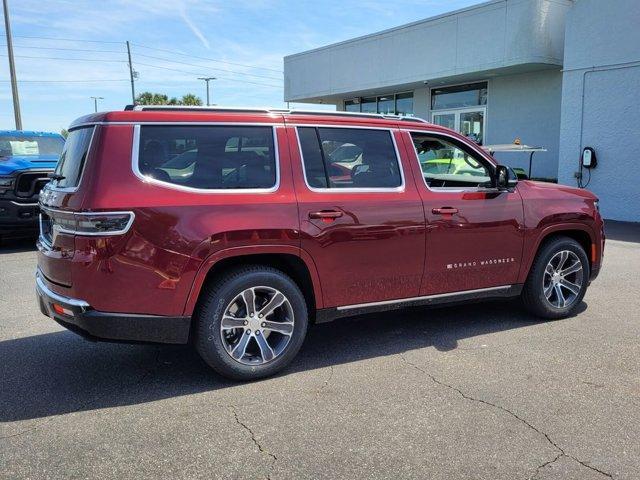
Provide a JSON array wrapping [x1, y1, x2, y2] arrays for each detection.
[[127, 105, 432, 124], [131, 105, 284, 113], [285, 109, 430, 124]]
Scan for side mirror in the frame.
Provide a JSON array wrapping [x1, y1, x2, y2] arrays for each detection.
[[495, 165, 517, 190]]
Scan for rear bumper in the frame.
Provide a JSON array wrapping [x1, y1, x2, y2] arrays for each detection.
[[36, 270, 191, 344]]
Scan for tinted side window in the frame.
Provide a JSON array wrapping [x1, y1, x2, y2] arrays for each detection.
[[297, 127, 327, 188], [138, 126, 277, 190], [411, 133, 492, 189], [52, 127, 94, 188], [298, 127, 401, 189]]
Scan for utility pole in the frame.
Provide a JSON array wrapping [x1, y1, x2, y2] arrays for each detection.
[[197, 77, 216, 106], [90, 96, 104, 113], [126, 41, 136, 104], [2, 0, 22, 130]]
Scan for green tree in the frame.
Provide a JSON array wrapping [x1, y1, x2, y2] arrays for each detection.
[[179, 93, 203, 106], [135, 92, 202, 106], [60, 128, 68, 139]]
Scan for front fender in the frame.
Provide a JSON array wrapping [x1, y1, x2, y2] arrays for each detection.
[[518, 221, 597, 284]]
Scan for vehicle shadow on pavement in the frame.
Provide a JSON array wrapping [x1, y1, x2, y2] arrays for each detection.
[[0, 299, 586, 423], [0, 237, 38, 254], [604, 220, 640, 243]]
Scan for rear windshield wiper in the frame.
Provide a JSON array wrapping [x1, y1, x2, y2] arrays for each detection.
[[48, 173, 65, 181]]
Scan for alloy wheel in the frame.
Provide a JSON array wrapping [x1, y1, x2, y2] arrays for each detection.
[[542, 250, 584, 308], [220, 286, 295, 365]]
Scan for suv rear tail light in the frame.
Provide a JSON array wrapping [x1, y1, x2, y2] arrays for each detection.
[[41, 208, 135, 240]]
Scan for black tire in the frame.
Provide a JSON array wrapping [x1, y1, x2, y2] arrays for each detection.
[[194, 265, 308, 381], [521, 236, 590, 319]]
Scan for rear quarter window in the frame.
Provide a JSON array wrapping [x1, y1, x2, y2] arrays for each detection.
[[51, 127, 94, 189], [137, 125, 277, 190]]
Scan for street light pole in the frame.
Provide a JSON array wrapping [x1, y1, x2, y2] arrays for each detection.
[[90, 96, 104, 113], [2, 0, 22, 130], [197, 77, 216, 106]]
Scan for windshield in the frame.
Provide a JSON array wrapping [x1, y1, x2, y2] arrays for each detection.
[[0, 135, 64, 157]]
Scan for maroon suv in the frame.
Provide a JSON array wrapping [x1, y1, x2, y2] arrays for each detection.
[[36, 107, 604, 380]]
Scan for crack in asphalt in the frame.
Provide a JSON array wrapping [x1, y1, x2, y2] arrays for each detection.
[[230, 406, 278, 479], [1, 347, 164, 440], [317, 365, 334, 396], [529, 452, 563, 480], [399, 353, 614, 479]]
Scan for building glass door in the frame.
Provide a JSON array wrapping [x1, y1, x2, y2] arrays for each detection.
[[431, 82, 487, 145], [432, 108, 485, 145]]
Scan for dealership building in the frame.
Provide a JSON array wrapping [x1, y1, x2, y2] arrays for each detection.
[[284, 0, 640, 222]]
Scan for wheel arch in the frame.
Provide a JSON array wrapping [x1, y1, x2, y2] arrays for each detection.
[[183, 245, 323, 318], [519, 223, 596, 284]]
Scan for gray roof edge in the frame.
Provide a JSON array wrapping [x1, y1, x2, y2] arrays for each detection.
[[285, 0, 574, 61], [286, 0, 508, 61]]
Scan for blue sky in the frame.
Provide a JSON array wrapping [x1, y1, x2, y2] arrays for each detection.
[[1, 0, 481, 132]]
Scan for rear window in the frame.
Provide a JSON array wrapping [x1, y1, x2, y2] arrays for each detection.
[[298, 127, 402, 189], [51, 127, 94, 188], [0, 135, 64, 157], [138, 125, 277, 190]]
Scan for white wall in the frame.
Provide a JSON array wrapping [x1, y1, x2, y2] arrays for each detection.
[[487, 70, 562, 179], [558, 0, 640, 222]]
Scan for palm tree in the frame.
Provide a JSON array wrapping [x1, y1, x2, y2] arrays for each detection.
[[135, 92, 203, 106], [135, 92, 156, 105], [180, 93, 203, 106]]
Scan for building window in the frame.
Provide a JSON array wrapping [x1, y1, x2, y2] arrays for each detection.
[[431, 82, 487, 110], [377, 95, 395, 115], [344, 100, 360, 112], [360, 97, 377, 113], [343, 92, 414, 116], [396, 92, 414, 116]]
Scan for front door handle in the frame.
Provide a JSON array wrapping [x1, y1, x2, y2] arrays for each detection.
[[432, 207, 459, 215], [309, 210, 343, 220]]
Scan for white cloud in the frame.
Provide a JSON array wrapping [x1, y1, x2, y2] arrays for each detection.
[[177, 1, 211, 49]]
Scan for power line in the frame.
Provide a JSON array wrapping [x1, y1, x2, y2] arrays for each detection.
[[2, 53, 126, 62], [0, 79, 129, 83], [134, 52, 283, 81], [1, 52, 282, 88], [13, 34, 124, 44], [131, 42, 283, 74], [7, 36, 283, 75], [134, 61, 282, 88], [0, 43, 124, 53]]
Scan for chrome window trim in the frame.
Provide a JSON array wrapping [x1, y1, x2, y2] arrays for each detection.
[[46, 125, 96, 193], [294, 125, 406, 194], [39, 206, 136, 237], [131, 124, 281, 194], [402, 128, 497, 194], [336, 285, 513, 311]]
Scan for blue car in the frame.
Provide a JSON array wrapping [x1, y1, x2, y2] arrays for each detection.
[[0, 130, 65, 239]]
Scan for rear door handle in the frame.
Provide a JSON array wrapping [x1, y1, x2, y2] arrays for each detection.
[[309, 210, 343, 220], [432, 207, 459, 215]]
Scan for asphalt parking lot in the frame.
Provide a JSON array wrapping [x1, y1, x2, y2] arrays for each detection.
[[1, 222, 639, 480]]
